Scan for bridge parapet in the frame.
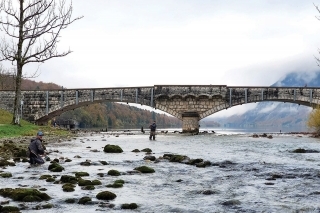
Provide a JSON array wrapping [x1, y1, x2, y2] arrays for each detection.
[[154, 85, 228, 98]]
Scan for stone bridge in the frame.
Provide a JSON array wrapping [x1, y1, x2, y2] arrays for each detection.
[[0, 85, 319, 133]]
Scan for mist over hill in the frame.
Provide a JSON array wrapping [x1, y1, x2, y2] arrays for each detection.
[[202, 71, 320, 132]]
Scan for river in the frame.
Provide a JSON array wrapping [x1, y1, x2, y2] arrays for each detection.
[[1, 129, 320, 213]]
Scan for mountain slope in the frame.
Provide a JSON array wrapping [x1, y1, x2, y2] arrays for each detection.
[[205, 71, 320, 131]]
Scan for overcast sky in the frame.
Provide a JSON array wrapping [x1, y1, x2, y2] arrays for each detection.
[[14, 0, 319, 89], [2, 0, 320, 117]]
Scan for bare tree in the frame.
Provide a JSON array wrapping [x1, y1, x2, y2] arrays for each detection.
[[0, 0, 83, 125], [315, 3, 320, 66]]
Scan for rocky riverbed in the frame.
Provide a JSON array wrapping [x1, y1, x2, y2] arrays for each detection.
[[0, 130, 319, 212]]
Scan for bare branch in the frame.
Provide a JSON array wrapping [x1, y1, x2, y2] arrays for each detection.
[[0, 0, 83, 124]]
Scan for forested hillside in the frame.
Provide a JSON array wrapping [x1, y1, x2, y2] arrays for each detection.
[[55, 102, 182, 129], [0, 74, 182, 128]]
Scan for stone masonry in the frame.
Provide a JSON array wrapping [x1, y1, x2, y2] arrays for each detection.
[[1, 85, 320, 133]]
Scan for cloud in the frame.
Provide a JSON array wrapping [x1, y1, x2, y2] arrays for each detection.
[[1, 0, 320, 90]]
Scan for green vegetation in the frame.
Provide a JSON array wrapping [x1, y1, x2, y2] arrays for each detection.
[[57, 102, 182, 129], [0, 109, 70, 139]]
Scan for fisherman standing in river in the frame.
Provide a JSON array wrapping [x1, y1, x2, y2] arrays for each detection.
[[27, 131, 47, 167], [149, 121, 157, 140]]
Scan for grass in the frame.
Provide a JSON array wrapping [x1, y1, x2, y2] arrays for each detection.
[[0, 109, 70, 139]]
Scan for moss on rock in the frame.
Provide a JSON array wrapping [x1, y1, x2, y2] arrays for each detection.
[[65, 198, 76, 203], [0, 159, 15, 167], [121, 203, 138, 209], [0, 188, 51, 202], [0, 173, 12, 178], [75, 172, 89, 178], [39, 174, 52, 180], [78, 179, 92, 186], [62, 183, 76, 192], [0, 205, 20, 212], [99, 160, 108, 165], [103, 144, 123, 153], [107, 169, 121, 176], [96, 191, 117, 200], [134, 166, 155, 173], [60, 175, 77, 184], [78, 196, 91, 205], [141, 148, 152, 152], [48, 163, 64, 172]]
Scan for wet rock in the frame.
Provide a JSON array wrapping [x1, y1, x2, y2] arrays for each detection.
[[78, 179, 93, 186], [81, 185, 95, 190], [75, 172, 89, 178], [48, 163, 64, 172], [265, 177, 276, 181], [141, 148, 152, 152], [0, 205, 20, 212], [65, 159, 72, 162], [39, 175, 52, 180], [187, 158, 203, 165], [97, 173, 104, 177], [108, 169, 120, 176], [78, 196, 92, 205], [60, 175, 78, 184], [0, 188, 51, 202], [99, 160, 108, 165], [46, 177, 55, 182], [74, 155, 82, 158], [143, 156, 156, 161], [176, 179, 183, 182], [134, 166, 155, 173], [96, 191, 117, 200], [221, 199, 241, 206], [98, 203, 115, 208], [292, 148, 320, 153], [264, 182, 275, 185], [92, 180, 102, 185], [103, 144, 123, 153], [168, 155, 189, 163], [52, 158, 59, 163], [0, 200, 9, 205], [41, 203, 53, 209], [0, 173, 12, 178], [62, 183, 76, 192], [121, 203, 138, 209], [80, 161, 91, 166], [106, 179, 124, 188], [132, 149, 140, 152], [271, 174, 283, 179], [202, 190, 216, 195], [0, 160, 15, 167], [65, 198, 76, 203]]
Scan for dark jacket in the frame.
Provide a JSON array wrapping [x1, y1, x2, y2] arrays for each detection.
[[27, 138, 45, 157], [149, 123, 156, 131]]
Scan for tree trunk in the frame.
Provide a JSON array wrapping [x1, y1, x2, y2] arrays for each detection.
[[11, 0, 24, 125], [11, 65, 22, 125]]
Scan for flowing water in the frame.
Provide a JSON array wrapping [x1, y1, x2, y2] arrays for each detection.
[[1, 129, 320, 213]]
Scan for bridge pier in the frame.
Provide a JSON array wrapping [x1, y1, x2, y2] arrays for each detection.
[[182, 112, 199, 134]]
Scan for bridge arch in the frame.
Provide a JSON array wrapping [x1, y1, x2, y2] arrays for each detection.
[[1, 85, 320, 132]]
